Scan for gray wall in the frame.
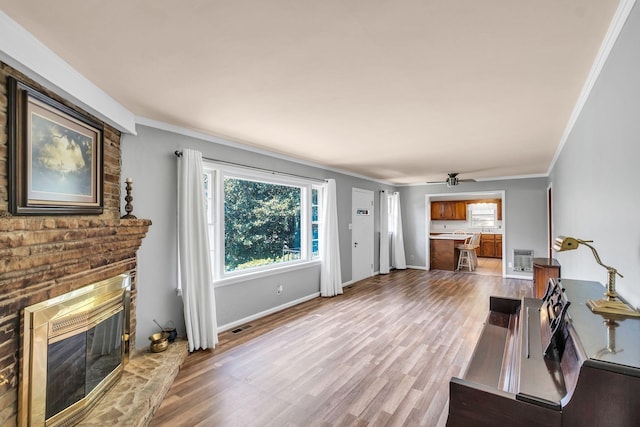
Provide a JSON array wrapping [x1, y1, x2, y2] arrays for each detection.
[[399, 178, 549, 277], [549, 2, 640, 309], [122, 125, 395, 347], [127, 18, 640, 342]]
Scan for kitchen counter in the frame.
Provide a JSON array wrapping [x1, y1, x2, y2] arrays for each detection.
[[429, 235, 470, 271], [430, 233, 473, 240]]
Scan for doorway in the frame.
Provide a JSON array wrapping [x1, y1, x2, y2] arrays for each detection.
[[426, 191, 506, 277], [352, 188, 374, 283]]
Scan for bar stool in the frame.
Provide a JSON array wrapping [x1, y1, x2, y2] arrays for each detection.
[[469, 233, 481, 269], [456, 235, 474, 271]]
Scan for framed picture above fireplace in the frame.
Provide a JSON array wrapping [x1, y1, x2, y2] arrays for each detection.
[[8, 76, 104, 215]]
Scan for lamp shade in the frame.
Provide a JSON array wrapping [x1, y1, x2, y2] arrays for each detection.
[[553, 236, 580, 252]]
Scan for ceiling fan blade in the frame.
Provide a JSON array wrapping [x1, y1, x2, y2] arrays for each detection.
[[425, 173, 476, 185]]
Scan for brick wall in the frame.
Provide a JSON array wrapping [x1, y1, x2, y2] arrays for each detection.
[[0, 63, 150, 426]]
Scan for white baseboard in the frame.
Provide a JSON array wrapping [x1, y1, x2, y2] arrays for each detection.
[[218, 292, 320, 332], [407, 265, 428, 270], [342, 279, 354, 288]]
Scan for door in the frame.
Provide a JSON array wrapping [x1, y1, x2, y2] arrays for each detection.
[[352, 188, 374, 283]]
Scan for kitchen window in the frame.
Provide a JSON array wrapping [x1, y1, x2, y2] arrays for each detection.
[[469, 203, 497, 228]]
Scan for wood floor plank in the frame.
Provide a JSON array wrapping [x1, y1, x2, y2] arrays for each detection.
[[150, 269, 531, 426]]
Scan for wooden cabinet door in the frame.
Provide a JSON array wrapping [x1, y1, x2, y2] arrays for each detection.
[[441, 202, 454, 220], [431, 202, 443, 220], [431, 201, 466, 220], [453, 201, 467, 220], [479, 234, 495, 257], [480, 240, 494, 257], [495, 235, 502, 258]]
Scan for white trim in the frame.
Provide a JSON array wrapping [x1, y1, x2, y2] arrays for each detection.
[[207, 162, 318, 283], [214, 259, 321, 288], [426, 190, 507, 277], [407, 265, 428, 270], [217, 292, 321, 332], [0, 11, 136, 134], [547, 0, 637, 175], [341, 279, 355, 288], [137, 116, 395, 185]]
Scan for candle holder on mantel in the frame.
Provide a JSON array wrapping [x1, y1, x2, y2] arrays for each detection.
[[121, 178, 137, 219]]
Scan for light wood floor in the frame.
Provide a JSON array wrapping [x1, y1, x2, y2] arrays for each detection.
[[151, 269, 531, 427], [457, 257, 502, 276]]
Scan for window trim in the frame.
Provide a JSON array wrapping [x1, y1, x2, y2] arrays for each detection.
[[204, 161, 321, 283], [468, 202, 498, 228]]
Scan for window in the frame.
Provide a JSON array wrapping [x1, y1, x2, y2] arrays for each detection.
[[311, 187, 321, 258], [204, 164, 321, 282], [469, 203, 497, 228], [224, 177, 302, 272]]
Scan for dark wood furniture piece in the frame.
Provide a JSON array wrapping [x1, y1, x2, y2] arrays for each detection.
[[430, 237, 467, 271], [533, 257, 561, 298], [447, 278, 640, 426]]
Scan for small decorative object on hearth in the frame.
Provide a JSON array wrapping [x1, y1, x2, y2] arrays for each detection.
[[154, 319, 177, 343], [149, 332, 169, 353], [121, 177, 137, 219], [553, 236, 640, 317]]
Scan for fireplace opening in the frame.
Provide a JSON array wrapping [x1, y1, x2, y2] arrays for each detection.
[[20, 274, 131, 427], [46, 311, 123, 419]]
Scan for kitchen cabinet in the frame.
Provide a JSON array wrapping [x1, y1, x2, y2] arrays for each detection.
[[479, 234, 502, 258], [431, 199, 501, 221], [431, 201, 466, 220]]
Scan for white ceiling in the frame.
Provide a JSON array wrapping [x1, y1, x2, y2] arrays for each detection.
[[0, 1, 620, 184]]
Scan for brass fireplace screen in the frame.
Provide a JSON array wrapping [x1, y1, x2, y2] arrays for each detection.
[[19, 274, 131, 426]]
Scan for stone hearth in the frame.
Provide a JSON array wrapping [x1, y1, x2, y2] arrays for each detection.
[[78, 340, 188, 427]]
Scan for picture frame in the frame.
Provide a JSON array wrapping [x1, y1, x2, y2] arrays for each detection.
[[8, 77, 104, 215]]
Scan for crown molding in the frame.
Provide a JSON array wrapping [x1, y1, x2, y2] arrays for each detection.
[[547, 0, 637, 175], [135, 116, 396, 186]]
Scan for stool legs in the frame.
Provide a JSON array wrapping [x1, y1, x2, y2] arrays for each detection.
[[457, 249, 473, 271]]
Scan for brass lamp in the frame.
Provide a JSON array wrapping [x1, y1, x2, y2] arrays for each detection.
[[553, 236, 640, 317]]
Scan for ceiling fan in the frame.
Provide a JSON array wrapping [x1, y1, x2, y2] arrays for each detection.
[[426, 172, 476, 187]]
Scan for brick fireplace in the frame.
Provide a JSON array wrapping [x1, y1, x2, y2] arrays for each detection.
[[0, 63, 151, 425]]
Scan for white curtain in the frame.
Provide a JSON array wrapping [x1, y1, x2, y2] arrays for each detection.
[[379, 190, 390, 274], [177, 148, 218, 351], [320, 179, 343, 297], [389, 192, 407, 269]]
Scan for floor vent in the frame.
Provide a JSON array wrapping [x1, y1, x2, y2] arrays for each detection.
[[513, 249, 534, 272], [231, 324, 253, 334]]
